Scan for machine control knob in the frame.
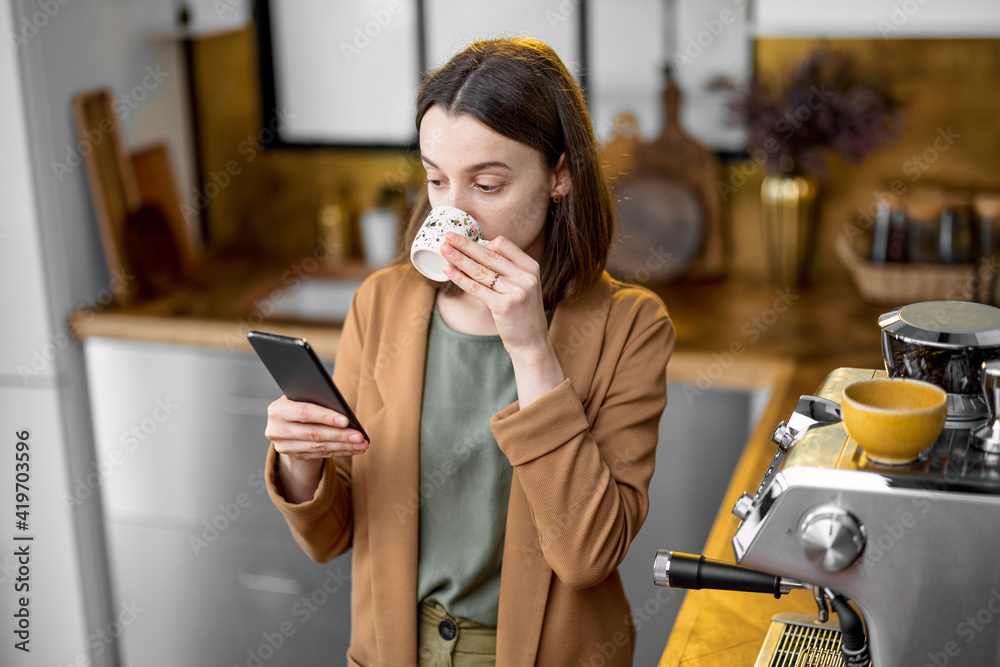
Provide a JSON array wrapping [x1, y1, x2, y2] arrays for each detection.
[[732, 493, 755, 520], [799, 505, 866, 573]]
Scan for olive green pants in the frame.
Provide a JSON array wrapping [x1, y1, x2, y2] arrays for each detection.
[[417, 601, 497, 666]]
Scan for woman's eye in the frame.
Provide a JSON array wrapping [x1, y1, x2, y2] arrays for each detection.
[[425, 179, 444, 188], [475, 183, 501, 193]]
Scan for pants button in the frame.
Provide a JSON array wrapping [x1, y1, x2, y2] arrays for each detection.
[[438, 619, 457, 641]]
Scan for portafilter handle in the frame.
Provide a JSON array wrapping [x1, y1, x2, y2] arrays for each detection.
[[652, 550, 806, 598], [973, 360, 1000, 453]]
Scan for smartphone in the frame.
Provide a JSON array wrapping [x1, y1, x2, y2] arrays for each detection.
[[247, 330, 369, 442]]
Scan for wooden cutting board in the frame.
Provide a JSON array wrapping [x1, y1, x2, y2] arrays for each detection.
[[601, 77, 726, 283], [131, 142, 193, 280], [72, 88, 142, 304], [73, 90, 194, 301]]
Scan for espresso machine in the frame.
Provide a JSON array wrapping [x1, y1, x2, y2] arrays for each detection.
[[654, 302, 1000, 666]]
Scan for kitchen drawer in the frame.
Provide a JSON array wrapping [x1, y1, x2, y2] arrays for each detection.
[[83, 337, 332, 529], [107, 520, 352, 667]]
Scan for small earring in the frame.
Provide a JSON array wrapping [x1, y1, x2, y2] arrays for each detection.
[[550, 194, 566, 223]]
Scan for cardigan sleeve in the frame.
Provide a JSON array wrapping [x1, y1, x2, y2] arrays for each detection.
[[263, 288, 367, 563], [490, 296, 674, 590]]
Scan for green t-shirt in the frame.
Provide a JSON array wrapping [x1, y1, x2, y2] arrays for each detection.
[[416, 302, 551, 626]]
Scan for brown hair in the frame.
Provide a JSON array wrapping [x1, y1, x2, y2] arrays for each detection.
[[392, 37, 614, 309]]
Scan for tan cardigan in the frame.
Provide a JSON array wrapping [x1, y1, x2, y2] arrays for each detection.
[[265, 264, 675, 666]]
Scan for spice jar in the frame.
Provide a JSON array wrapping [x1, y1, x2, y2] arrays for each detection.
[[904, 190, 944, 263], [939, 190, 976, 264], [977, 193, 1000, 257], [976, 192, 1000, 305], [870, 192, 907, 265]]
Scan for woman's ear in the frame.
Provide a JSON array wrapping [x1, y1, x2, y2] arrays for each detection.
[[551, 153, 572, 197]]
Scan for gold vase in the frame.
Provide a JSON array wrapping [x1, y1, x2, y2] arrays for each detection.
[[760, 174, 819, 287]]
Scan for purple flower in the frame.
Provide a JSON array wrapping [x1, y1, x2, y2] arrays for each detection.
[[732, 47, 901, 179]]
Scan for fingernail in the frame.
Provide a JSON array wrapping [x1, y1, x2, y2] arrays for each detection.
[[350, 433, 363, 443], [441, 244, 453, 254], [445, 232, 456, 241], [353, 442, 368, 451]]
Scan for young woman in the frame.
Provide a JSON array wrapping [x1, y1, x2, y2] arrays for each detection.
[[263, 37, 675, 666]]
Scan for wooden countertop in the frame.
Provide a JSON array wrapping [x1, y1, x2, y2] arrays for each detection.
[[69, 256, 375, 359], [70, 259, 887, 377], [69, 260, 890, 663]]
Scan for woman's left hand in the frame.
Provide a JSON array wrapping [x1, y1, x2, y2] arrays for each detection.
[[441, 231, 550, 357]]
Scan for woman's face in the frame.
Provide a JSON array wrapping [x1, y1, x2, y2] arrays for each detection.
[[419, 104, 566, 261]]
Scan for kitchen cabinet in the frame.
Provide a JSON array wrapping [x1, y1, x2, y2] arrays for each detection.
[[754, 0, 1000, 37], [107, 523, 350, 666], [83, 337, 351, 666], [256, 0, 750, 151]]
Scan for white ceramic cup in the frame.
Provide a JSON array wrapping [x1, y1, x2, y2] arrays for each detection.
[[409, 206, 489, 282]]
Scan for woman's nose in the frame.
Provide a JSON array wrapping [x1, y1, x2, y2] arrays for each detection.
[[441, 191, 473, 216]]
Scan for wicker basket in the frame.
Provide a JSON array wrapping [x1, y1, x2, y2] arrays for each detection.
[[834, 235, 996, 305]]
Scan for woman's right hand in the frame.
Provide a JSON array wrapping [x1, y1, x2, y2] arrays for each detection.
[[265, 396, 369, 503]]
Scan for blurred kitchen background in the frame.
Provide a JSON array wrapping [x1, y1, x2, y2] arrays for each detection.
[[2, 0, 1000, 665]]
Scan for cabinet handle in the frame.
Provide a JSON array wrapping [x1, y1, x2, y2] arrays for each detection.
[[238, 571, 304, 596]]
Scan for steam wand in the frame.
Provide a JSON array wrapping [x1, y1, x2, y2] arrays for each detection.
[[813, 585, 829, 622], [826, 587, 872, 667]]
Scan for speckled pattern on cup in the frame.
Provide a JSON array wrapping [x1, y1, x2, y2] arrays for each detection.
[[410, 205, 489, 281]]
